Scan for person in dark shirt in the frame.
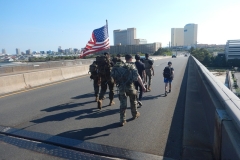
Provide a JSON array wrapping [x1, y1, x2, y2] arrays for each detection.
[[163, 61, 174, 96], [134, 54, 146, 106]]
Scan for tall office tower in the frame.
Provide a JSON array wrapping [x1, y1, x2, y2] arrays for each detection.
[[113, 28, 136, 45], [171, 28, 184, 46], [184, 23, 198, 46], [113, 29, 127, 45], [127, 28, 136, 45], [2, 49, 6, 54], [26, 49, 31, 55], [16, 48, 20, 55]]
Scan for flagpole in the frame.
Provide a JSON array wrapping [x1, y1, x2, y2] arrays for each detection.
[[106, 19, 110, 52], [106, 19, 108, 34]]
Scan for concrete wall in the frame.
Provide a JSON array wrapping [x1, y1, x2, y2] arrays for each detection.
[[0, 59, 93, 74], [0, 64, 91, 95], [190, 56, 240, 159], [0, 74, 27, 94]]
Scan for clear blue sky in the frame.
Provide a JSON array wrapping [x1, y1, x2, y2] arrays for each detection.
[[1, 0, 240, 54]]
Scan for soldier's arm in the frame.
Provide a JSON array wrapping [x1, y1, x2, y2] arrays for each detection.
[[151, 66, 155, 76], [137, 75, 146, 92], [142, 70, 146, 83]]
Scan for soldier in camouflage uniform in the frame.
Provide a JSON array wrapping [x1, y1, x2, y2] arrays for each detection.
[[89, 61, 100, 101], [143, 53, 154, 91], [97, 52, 115, 109], [111, 54, 146, 126]]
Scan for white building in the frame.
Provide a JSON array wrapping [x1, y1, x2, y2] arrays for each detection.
[[225, 40, 240, 61], [113, 28, 137, 45], [134, 39, 147, 45], [184, 23, 198, 47], [171, 28, 184, 46]]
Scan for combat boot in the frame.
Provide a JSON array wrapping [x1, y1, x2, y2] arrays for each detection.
[[120, 120, 127, 126], [95, 96, 99, 102], [133, 112, 140, 119], [97, 100, 102, 109], [145, 84, 148, 92], [148, 85, 151, 91], [108, 100, 115, 106]]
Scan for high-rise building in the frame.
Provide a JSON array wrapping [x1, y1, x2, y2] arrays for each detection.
[[171, 28, 184, 46], [16, 48, 20, 55], [127, 28, 136, 45], [184, 23, 198, 46], [26, 49, 31, 55], [113, 28, 136, 45], [2, 49, 6, 54]]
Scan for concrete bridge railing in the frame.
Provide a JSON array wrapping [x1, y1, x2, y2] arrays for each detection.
[[190, 56, 240, 159]]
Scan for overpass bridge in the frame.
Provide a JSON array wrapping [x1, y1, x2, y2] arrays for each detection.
[[0, 56, 239, 160]]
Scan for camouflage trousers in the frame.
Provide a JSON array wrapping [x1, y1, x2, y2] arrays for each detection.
[[119, 84, 138, 123], [145, 69, 152, 86], [99, 76, 115, 100], [93, 76, 99, 97]]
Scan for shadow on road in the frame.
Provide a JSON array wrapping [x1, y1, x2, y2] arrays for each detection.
[[71, 93, 95, 99], [163, 59, 189, 159], [75, 108, 119, 120], [32, 108, 97, 123], [41, 101, 95, 112], [56, 122, 120, 140]]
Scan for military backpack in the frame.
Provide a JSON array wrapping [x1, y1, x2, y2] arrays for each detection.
[[111, 62, 138, 86], [144, 59, 153, 70], [96, 55, 111, 76]]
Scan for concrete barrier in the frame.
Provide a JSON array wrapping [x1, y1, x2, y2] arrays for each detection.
[[23, 69, 64, 88], [61, 65, 89, 79], [190, 56, 240, 159], [12, 65, 34, 72], [0, 74, 27, 95], [0, 67, 13, 74], [48, 61, 64, 68]]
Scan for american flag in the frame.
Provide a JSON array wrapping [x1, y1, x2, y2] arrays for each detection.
[[80, 24, 110, 58]]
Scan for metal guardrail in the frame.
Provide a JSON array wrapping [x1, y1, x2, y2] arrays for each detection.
[[192, 56, 240, 130]]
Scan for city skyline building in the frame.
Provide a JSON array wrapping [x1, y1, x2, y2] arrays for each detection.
[[2, 49, 6, 54], [26, 49, 31, 55], [171, 28, 184, 46], [16, 48, 20, 55], [113, 28, 137, 45], [127, 28, 136, 45], [184, 23, 198, 46]]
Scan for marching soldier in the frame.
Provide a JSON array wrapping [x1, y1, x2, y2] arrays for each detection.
[[143, 53, 154, 91], [111, 54, 146, 126], [97, 52, 115, 109]]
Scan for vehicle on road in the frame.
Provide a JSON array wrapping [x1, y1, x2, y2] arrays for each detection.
[[172, 55, 176, 58], [184, 54, 188, 57]]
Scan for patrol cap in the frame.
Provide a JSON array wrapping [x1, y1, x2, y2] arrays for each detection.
[[145, 53, 149, 57], [117, 54, 121, 57], [125, 54, 132, 60], [168, 61, 172, 65], [135, 54, 140, 60]]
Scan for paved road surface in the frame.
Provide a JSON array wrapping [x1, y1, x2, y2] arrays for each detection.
[[0, 56, 188, 159]]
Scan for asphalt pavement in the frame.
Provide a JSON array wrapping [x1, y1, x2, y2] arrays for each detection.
[[0, 56, 188, 159]]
